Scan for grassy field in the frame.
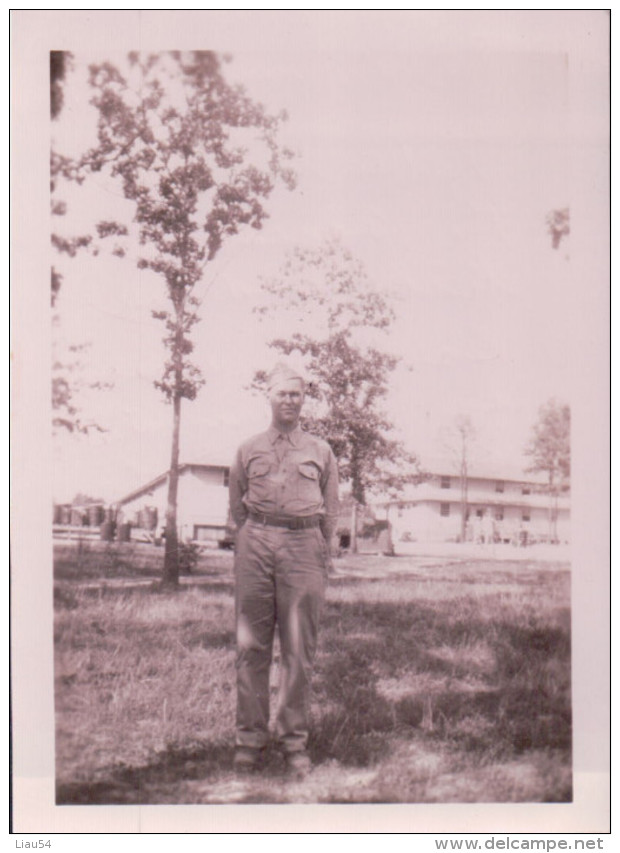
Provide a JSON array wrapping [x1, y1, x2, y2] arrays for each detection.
[[53, 541, 572, 804]]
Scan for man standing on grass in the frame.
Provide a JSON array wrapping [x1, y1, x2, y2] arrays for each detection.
[[229, 363, 339, 777]]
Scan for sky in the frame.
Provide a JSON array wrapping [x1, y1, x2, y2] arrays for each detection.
[[46, 11, 609, 503]]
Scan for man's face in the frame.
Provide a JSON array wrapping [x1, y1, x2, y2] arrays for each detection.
[[269, 378, 305, 428]]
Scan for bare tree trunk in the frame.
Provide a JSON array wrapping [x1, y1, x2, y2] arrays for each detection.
[[547, 473, 555, 544], [350, 501, 358, 554], [162, 391, 182, 587], [551, 490, 559, 544], [460, 460, 468, 543]]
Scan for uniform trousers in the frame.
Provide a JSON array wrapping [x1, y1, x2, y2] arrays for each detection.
[[234, 520, 327, 754]]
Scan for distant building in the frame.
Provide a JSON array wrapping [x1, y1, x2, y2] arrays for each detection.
[[55, 454, 570, 548], [116, 461, 232, 545], [373, 462, 570, 545], [115, 458, 570, 547]]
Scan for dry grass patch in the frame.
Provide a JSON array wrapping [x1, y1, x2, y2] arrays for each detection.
[[55, 583, 236, 790], [54, 546, 571, 804]]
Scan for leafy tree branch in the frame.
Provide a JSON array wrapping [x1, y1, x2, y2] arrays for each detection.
[[76, 50, 294, 584]]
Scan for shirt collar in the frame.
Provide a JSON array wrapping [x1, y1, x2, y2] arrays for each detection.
[[268, 425, 303, 447]]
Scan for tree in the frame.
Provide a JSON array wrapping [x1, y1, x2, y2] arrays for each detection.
[[524, 399, 570, 542], [71, 492, 104, 507], [51, 51, 95, 306], [52, 342, 109, 435], [51, 50, 109, 435], [254, 239, 422, 552], [440, 415, 476, 543], [51, 50, 71, 121], [77, 51, 294, 585]]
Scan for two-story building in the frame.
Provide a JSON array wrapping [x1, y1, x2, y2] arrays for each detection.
[[111, 455, 570, 547], [373, 461, 570, 545]]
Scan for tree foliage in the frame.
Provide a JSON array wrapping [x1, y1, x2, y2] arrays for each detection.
[[52, 341, 108, 435], [441, 414, 476, 471], [51, 50, 109, 435], [524, 398, 570, 489], [81, 51, 294, 407], [51, 51, 71, 120], [78, 51, 294, 584], [71, 492, 104, 508], [524, 398, 570, 543], [254, 239, 422, 508], [51, 51, 95, 306]]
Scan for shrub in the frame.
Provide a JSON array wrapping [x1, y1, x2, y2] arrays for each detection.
[[178, 542, 201, 575]]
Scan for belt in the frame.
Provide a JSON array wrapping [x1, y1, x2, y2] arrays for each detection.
[[248, 511, 322, 530]]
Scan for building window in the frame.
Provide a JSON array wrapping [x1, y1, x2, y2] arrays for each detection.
[[494, 508, 504, 521], [223, 468, 230, 488], [495, 480, 505, 493], [440, 476, 451, 489], [522, 486, 530, 495], [440, 503, 450, 517], [522, 510, 531, 522]]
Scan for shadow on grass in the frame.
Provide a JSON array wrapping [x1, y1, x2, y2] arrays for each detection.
[[55, 583, 571, 804], [56, 739, 298, 805], [54, 579, 235, 610], [56, 742, 235, 805], [309, 597, 571, 773], [53, 541, 234, 584]]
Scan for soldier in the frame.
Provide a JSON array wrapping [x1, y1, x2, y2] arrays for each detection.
[[229, 363, 339, 777]]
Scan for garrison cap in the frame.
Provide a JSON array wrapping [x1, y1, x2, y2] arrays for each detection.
[[267, 362, 306, 391]]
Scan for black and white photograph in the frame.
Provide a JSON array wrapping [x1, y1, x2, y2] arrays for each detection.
[[11, 9, 609, 836]]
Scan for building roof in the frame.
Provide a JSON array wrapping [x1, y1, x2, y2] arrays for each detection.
[[370, 455, 562, 507], [116, 455, 555, 509], [418, 454, 549, 485], [116, 461, 228, 506]]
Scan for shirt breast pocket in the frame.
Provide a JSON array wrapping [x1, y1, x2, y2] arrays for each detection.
[[247, 460, 272, 503], [297, 461, 321, 502]]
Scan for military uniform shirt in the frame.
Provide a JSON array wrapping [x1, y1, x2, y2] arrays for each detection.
[[229, 426, 339, 541]]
